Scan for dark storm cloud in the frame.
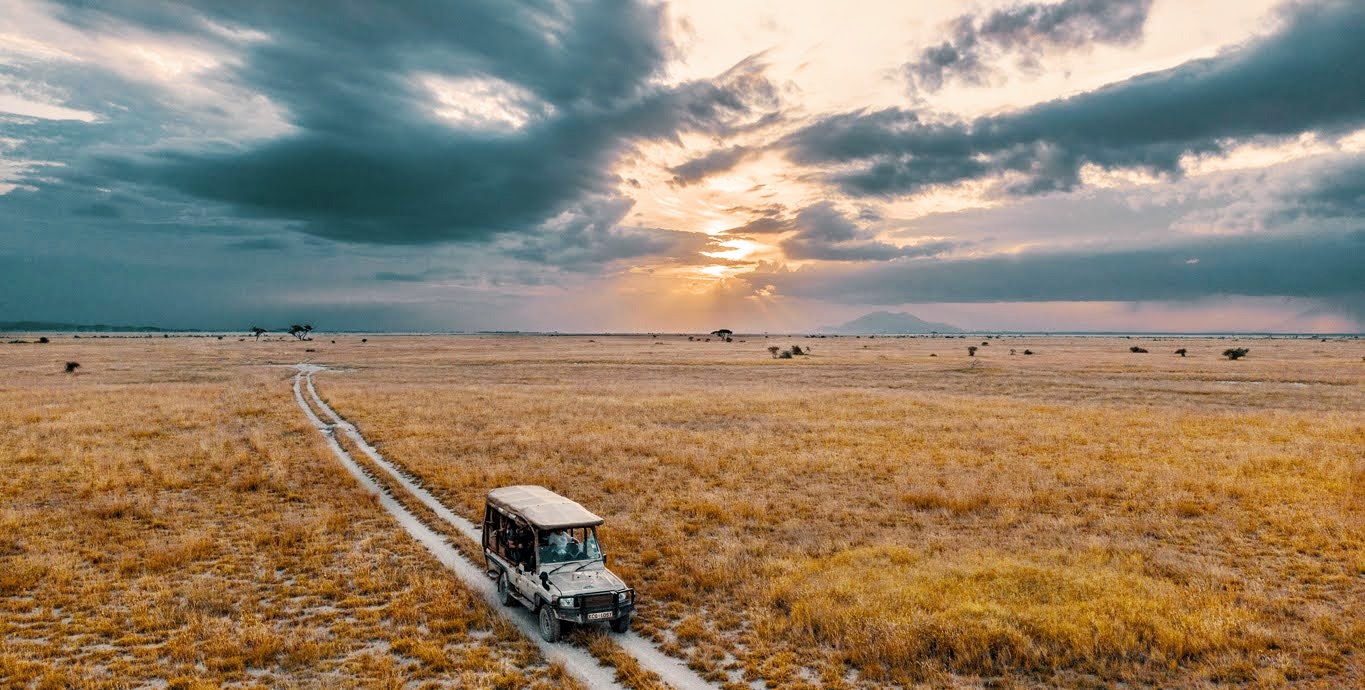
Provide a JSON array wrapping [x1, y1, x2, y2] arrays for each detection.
[[744, 230, 1365, 304], [907, 0, 1153, 93], [46, 0, 778, 249], [728, 201, 959, 262], [789, 0, 1365, 198], [373, 271, 428, 282], [497, 196, 719, 271], [668, 146, 752, 186], [720, 203, 792, 234], [728, 216, 793, 235], [1280, 158, 1365, 220], [226, 237, 289, 251]]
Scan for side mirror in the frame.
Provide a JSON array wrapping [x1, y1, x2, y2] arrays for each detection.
[[540, 571, 550, 589]]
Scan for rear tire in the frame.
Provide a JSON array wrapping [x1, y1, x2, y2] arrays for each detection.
[[497, 571, 515, 607], [610, 612, 631, 634], [538, 604, 562, 643]]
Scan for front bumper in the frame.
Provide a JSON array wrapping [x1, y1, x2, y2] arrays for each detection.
[[549, 591, 635, 623]]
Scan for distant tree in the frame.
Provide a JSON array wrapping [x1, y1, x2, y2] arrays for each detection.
[[1023, 349, 1034, 355], [37, 336, 49, 344], [1175, 348, 1188, 357], [767, 346, 781, 358], [1130, 346, 1149, 353], [250, 327, 267, 341], [967, 345, 978, 356], [710, 329, 733, 340], [981, 341, 988, 346], [1010, 349, 1017, 355], [362, 338, 368, 343], [288, 324, 313, 341], [778, 349, 793, 359], [1223, 347, 1249, 360], [64, 361, 79, 373]]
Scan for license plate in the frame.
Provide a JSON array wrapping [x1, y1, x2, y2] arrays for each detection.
[[587, 611, 613, 621]]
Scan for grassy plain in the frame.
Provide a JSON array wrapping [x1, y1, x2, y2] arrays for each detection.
[[309, 333, 1364, 688], [0, 338, 572, 689], [1, 333, 1360, 688]]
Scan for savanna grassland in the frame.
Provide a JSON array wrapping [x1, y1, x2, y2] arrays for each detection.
[[1, 333, 1360, 689], [306, 334, 1364, 689], [0, 338, 576, 689]]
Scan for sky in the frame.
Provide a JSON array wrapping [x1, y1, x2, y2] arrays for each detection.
[[1, 0, 1362, 333]]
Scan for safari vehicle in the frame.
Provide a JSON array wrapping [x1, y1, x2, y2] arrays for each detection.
[[483, 485, 635, 642]]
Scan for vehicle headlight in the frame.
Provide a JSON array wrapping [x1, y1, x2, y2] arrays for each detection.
[[617, 591, 631, 604], [558, 597, 575, 608]]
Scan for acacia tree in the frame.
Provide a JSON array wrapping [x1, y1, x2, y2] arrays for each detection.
[[967, 345, 978, 356], [288, 324, 313, 340], [710, 329, 733, 340], [767, 346, 781, 358], [1223, 347, 1249, 360], [250, 327, 267, 341]]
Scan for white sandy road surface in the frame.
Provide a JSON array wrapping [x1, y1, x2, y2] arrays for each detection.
[[292, 365, 718, 690]]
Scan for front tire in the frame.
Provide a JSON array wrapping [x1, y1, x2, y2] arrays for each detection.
[[497, 571, 516, 607], [538, 604, 562, 643], [610, 612, 631, 634]]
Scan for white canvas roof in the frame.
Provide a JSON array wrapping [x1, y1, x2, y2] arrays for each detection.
[[486, 485, 604, 529]]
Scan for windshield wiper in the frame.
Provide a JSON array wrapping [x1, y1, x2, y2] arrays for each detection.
[[568, 559, 598, 573], [543, 560, 576, 576]]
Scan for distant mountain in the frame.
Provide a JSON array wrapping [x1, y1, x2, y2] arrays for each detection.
[[818, 311, 963, 334], [0, 321, 192, 333]]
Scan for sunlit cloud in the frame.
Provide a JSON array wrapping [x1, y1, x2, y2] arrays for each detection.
[[1, 0, 1360, 332], [0, 93, 96, 122], [420, 74, 554, 132]]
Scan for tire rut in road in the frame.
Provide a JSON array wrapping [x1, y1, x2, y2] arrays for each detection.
[[294, 366, 721, 690], [292, 370, 626, 690]]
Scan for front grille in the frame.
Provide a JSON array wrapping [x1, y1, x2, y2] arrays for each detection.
[[582, 593, 614, 610]]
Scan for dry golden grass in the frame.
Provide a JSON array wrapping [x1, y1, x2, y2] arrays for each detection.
[[0, 338, 573, 689], [301, 333, 1363, 688], [4, 333, 1361, 688]]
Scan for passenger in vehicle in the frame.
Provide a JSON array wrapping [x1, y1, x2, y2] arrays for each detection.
[[510, 526, 533, 568]]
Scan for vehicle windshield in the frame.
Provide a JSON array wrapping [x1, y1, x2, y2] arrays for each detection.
[[539, 526, 602, 564]]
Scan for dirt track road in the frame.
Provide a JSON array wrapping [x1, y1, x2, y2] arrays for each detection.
[[292, 365, 716, 690]]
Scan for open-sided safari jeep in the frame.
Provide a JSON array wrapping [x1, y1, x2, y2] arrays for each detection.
[[483, 485, 635, 642]]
